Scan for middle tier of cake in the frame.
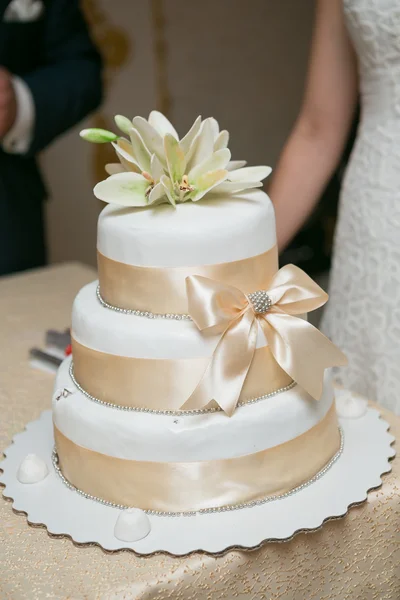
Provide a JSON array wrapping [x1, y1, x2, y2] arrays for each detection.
[[71, 281, 294, 411]]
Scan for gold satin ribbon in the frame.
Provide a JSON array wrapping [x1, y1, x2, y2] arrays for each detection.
[[54, 403, 340, 513], [182, 265, 347, 416], [72, 338, 292, 410], [97, 246, 278, 314]]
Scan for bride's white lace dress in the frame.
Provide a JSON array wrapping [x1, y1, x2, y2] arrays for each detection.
[[321, 0, 400, 414]]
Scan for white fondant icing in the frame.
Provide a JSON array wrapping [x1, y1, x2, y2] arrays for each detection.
[[53, 357, 334, 462], [97, 189, 276, 267], [114, 508, 151, 542], [335, 388, 368, 419], [17, 454, 48, 484], [72, 281, 269, 359]]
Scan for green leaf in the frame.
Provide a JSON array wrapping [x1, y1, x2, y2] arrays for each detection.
[[79, 128, 119, 143]]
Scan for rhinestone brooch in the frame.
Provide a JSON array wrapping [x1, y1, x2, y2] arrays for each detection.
[[248, 290, 272, 314]]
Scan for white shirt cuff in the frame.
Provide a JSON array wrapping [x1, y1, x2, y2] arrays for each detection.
[[2, 76, 35, 154]]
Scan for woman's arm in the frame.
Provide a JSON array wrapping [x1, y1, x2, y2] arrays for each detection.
[[270, 0, 358, 250]]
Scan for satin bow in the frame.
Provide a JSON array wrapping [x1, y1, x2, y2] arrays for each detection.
[[181, 264, 347, 416]]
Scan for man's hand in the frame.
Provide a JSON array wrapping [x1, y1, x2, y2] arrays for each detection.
[[0, 68, 17, 138]]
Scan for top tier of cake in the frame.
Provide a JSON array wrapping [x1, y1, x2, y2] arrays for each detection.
[[97, 189, 276, 267], [96, 189, 278, 315]]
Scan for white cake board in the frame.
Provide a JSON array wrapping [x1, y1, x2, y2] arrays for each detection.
[[0, 404, 395, 556]]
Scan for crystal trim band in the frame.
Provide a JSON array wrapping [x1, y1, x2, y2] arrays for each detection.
[[96, 284, 192, 320], [52, 427, 344, 517], [69, 361, 297, 415]]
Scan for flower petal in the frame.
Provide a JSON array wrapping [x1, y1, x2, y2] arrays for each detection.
[[112, 140, 141, 173], [214, 130, 229, 151], [180, 116, 202, 155], [112, 139, 134, 161], [164, 134, 186, 183], [105, 163, 125, 175], [114, 115, 133, 135], [188, 148, 231, 181], [94, 173, 150, 207], [132, 116, 165, 164], [208, 117, 220, 141], [160, 175, 176, 206], [227, 165, 272, 182], [148, 182, 166, 205], [186, 118, 215, 172], [191, 169, 229, 202], [150, 154, 165, 182], [211, 180, 263, 194], [148, 110, 179, 140], [80, 128, 119, 143], [129, 128, 151, 172], [226, 160, 247, 171]]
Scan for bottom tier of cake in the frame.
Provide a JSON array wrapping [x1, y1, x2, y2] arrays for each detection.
[[52, 357, 341, 513]]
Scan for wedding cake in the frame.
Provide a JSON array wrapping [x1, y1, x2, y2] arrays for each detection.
[[51, 112, 347, 534]]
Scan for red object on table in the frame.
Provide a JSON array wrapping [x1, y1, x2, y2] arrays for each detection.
[[64, 344, 72, 356]]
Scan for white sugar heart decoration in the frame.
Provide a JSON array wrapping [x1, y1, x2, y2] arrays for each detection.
[[114, 508, 151, 542], [17, 454, 49, 484], [335, 389, 368, 419]]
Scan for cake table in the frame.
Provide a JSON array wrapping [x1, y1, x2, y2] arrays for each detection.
[[0, 263, 399, 599]]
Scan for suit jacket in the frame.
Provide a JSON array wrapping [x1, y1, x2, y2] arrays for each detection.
[[0, 0, 102, 203]]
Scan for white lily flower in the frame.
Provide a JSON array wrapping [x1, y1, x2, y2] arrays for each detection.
[[80, 111, 272, 208], [94, 172, 152, 207]]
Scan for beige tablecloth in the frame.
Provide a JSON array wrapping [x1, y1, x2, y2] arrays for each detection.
[[0, 263, 399, 600]]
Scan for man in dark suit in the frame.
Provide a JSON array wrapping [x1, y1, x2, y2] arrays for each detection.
[[0, 0, 102, 276]]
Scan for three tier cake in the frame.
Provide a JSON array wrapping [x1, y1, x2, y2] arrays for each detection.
[[52, 112, 347, 532]]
